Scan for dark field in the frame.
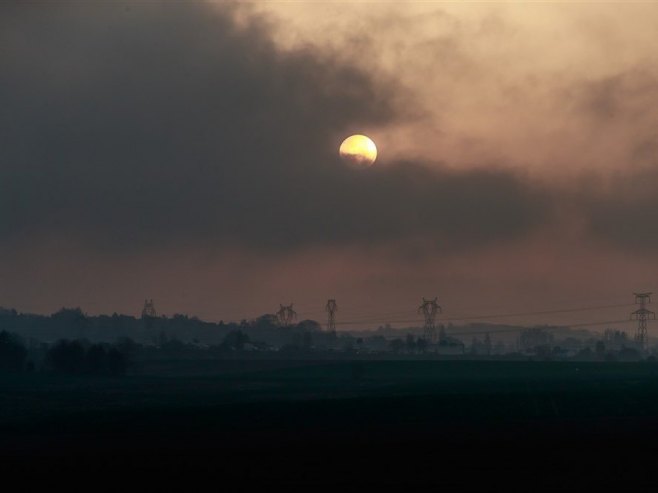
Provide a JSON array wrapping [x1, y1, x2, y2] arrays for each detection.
[[3, 361, 658, 489]]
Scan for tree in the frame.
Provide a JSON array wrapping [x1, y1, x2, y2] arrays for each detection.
[[416, 337, 428, 353], [595, 341, 606, 356], [115, 337, 138, 361], [107, 348, 127, 375], [302, 331, 313, 350], [405, 334, 417, 353], [0, 331, 27, 372], [297, 320, 322, 332], [51, 308, 88, 338], [220, 330, 250, 351], [85, 344, 107, 375], [46, 340, 85, 374], [389, 338, 404, 353]]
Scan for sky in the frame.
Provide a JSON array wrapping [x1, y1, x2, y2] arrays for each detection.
[[1, 1, 658, 331]]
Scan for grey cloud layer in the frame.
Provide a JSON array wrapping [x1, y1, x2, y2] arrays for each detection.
[[1, 2, 553, 251], [568, 68, 658, 250]]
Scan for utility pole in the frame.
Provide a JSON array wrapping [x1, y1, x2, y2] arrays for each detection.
[[325, 299, 338, 332], [276, 303, 297, 327], [631, 292, 655, 350], [418, 297, 441, 343]]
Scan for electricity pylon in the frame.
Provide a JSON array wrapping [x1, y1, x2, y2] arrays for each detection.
[[141, 299, 157, 318], [631, 292, 655, 350], [418, 297, 441, 343], [325, 299, 338, 332], [276, 303, 297, 327]]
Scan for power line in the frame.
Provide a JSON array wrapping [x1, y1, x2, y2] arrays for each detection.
[[334, 302, 634, 327], [219, 300, 637, 330], [332, 308, 417, 321], [443, 303, 634, 323], [445, 319, 633, 338]]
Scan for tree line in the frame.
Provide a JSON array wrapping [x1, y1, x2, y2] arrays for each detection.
[[0, 331, 128, 375]]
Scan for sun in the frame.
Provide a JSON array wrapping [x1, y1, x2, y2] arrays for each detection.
[[339, 134, 377, 166]]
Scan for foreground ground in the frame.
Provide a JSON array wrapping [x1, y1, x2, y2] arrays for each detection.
[[2, 360, 658, 489]]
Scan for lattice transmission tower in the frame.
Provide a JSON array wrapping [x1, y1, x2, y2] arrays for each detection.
[[276, 303, 297, 327], [141, 299, 157, 318], [325, 299, 338, 332], [418, 297, 442, 343], [631, 292, 655, 350]]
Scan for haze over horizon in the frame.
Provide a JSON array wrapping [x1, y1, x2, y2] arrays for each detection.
[[2, 1, 657, 331]]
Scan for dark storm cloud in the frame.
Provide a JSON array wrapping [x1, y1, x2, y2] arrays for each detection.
[[570, 68, 658, 123], [0, 1, 550, 252], [583, 167, 658, 250], [563, 68, 658, 250]]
